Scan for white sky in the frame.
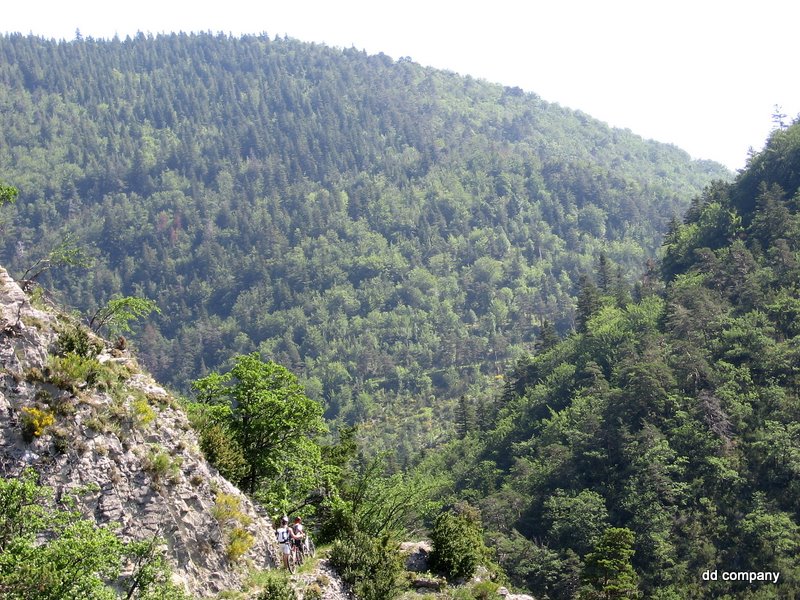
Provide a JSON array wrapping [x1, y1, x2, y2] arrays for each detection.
[[4, 0, 800, 170]]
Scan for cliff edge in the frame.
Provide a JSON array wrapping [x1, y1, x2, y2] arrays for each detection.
[[0, 265, 279, 597]]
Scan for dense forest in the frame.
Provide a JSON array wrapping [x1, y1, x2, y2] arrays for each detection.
[[421, 122, 800, 598], [0, 32, 728, 461], [3, 29, 800, 600]]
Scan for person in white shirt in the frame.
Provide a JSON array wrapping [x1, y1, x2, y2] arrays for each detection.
[[275, 516, 294, 569]]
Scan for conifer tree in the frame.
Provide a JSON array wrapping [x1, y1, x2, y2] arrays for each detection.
[[580, 527, 639, 599], [576, 275, 602, 333]]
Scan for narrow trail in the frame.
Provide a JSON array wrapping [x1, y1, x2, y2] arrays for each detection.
[[292, 556, 352, 600]]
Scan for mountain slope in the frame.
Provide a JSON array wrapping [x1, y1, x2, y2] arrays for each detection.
[[0, 32, 730, 459], [424, 121, 800, 598]]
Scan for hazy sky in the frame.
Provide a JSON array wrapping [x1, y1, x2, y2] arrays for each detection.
[[4, 0, 799, 170]]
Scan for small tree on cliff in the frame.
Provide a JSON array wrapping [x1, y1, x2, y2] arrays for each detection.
[[192, 353, 327, 503], [89, 295, 161, 337]]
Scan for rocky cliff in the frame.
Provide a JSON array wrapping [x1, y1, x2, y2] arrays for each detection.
[[0, 265, 280, 597]]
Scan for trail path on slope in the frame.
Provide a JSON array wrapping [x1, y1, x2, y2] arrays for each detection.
[[292, 557, 352, 600]]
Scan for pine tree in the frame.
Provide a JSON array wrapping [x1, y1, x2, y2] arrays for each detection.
[[576, 275, 602, 333], [455, 395, 477, 438], [580, 527, 639, 599]]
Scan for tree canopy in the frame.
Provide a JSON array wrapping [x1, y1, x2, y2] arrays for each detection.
[[417, 120, 800, 598], [191, 353, 327, 505]]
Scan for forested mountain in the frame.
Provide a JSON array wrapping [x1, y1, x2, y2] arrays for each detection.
[[0, 32, 728, 460], [423, 122, 800, 598]]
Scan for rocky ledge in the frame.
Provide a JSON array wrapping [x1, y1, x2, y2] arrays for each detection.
[[0, 266, 280, 597]]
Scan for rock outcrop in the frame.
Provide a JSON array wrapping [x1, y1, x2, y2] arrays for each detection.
[[0, 266, 280, 597]]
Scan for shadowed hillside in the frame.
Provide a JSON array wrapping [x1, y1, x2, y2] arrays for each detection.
[[420, 121, 800, 598]]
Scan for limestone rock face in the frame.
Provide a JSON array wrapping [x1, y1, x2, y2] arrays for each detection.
[[0, 266, 279, 597]]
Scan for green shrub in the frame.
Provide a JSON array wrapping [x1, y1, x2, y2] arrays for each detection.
[[132, 397, 156, 428], [144, 446, 180, 485], [45, 349, 131, 395], [51, 427, 70, 454], [211, 493, 252, 526], [56, 324, 102, 358], [211, 493, 254, 563], [329, 531, 406, 600], [317, 494, 356, 543], [257, 572, 297, 600], [148, 451, 171, 477], [46, 352, 102, 391], [93, 360, 132, 392], [471, 581, 501, 599], [304, 583, 323, 600], [0, 470, 188, 599], [197, 423, 248, 485], [430, 504, 486, 581]]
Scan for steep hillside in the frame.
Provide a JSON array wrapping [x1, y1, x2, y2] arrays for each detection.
[[0, 33, 730, 459], [422, 121, 800, 598], [0, 265, 279, 597]]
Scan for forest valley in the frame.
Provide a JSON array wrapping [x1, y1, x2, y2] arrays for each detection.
[[1, 32, 799, 600], [0, 32, 725, 464]]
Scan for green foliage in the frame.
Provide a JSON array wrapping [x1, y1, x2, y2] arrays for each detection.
[[0, 470, 185, 599], [256, 571, 297, 600], [430, 504, 487, 580], [131, 397, 157, 428], [580, 528, 639, 599], [419, 119, 800, 599], [192, 354, 326, 505], [318, 455, 439, 543], [318, 453, 441, 598], [470, 581, 502, 599], [146, 450, 171, 478], [226, 526, 254, 562], [329, 532, 406, 600], [0, 183, 17, 232], [46, 352, 102, 390], [123, 537, 193, 600], [209, 489, 255, 564], [0, 468, 49, 552], [44, 347, 132, 396], [56, 323, 103, 358], [89, 296, 161, 337], [0, 183, 17, 207], [543, 489, 609, 556], [197, 422, 248, 484], [19, 232, 93, 284], [143, 446, 181, 486], [0, 515, 122, 599], [211, 493, 253, 530]]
